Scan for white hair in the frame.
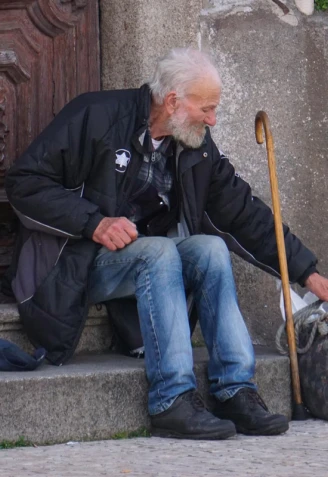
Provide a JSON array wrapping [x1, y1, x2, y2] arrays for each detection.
[[148, 48, 222, 104]]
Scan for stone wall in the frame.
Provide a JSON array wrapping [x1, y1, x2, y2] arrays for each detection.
[[100, 0, 328, 346], [201, 1, 328, 344], [100, 0, 203, 89]]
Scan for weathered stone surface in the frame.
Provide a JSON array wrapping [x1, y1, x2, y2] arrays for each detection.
[[0, 304, 113, 355], [1, 420, 327, 477], [99, 1, 328, 347], [100, 0, 202, 89], [200, 2, 328, 346], [0, 347, 290, 445]]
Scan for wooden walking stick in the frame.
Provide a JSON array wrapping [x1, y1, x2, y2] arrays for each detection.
[[255, 111, 308, 420]]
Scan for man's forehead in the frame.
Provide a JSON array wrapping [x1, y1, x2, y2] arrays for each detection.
[[185, 78, 221, 103]]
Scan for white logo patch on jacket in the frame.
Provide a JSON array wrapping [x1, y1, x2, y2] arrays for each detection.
[[115, 149, 131, 173]]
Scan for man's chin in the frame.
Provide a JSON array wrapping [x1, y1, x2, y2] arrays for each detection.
[[178, 140, 202, 149], [173, 131, 206, 149]]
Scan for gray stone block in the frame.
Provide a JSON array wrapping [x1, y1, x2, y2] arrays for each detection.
[[100, 0, 202, 89], [0, 304, 113, 355], [0, 347, 291, 445], [99, 0, 328, 349], [200, 3, 328, 347]]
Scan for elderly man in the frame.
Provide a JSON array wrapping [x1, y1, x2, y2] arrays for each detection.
[[5, 48, 328, 441]]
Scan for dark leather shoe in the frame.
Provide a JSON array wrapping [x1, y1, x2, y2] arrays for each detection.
[[151, 390, 236, 440], [213, 388, 289, 436]]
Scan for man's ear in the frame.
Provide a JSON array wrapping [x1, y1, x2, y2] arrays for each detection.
[[164, 92, 178, 115]]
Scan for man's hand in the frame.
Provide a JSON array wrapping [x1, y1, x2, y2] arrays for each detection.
[[92, 217, 138, 251], [304, 273, 328, 302]]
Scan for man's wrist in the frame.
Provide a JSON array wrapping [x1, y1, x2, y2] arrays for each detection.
[[83, 212, 106, 239], [297, 266, 319, 287], [304, 272, 320, 288]]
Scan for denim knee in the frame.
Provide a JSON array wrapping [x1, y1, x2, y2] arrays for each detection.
[[185, 235, 230, 268], [136, 237, 181, 265], [201, 235, 229, 255]]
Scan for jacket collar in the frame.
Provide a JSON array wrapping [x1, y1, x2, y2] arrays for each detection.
[[178, 128, 210, 175], [132, 83, 151, 154], [132, 84, 173, 157], [135, 83, 152, 130]]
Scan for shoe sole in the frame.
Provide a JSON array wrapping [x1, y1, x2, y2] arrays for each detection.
[[236, 420, 289, 436], [151, 426, 237, 440], [213, 410, 289, 437]]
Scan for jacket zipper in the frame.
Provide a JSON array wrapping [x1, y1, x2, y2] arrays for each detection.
[[204, 212, 281, 279], [129, 153, 153, 200]]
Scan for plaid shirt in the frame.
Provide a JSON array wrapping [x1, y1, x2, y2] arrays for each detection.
[[124, 130, 174, 223]]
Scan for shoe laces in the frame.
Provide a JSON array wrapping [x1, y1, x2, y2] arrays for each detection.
[[238, 389, 269, 412], [183, 391, 207, 411]]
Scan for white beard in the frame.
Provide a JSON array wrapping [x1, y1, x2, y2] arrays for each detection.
[[167, 109, 206, 149]]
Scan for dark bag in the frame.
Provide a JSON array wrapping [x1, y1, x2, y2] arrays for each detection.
[[298, 318, 328, 420], [104, 295, 199, 359], [0, 339, 46, 371], [105, 298, 146, 358], [276, 300, 328, 420], [136, 204, 178, 237]]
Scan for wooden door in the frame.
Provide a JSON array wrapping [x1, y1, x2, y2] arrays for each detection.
[[0, 0, 100, 278]]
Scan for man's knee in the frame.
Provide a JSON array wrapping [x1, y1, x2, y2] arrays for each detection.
[[136, 236, 180, 264], [187, 235, 230, 261], [203, 235, 229, 253]]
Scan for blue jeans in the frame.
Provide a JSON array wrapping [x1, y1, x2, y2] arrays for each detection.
[[88, 235, 256, 415]]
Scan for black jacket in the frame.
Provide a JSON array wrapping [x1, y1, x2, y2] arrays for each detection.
[[5, 84, 318, 365]]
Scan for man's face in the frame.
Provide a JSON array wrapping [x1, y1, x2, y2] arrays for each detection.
[[168, 79, 220, 148]]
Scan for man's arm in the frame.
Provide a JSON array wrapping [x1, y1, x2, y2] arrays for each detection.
[[5, 96, 108, 239], [206, 141, 318, 286]]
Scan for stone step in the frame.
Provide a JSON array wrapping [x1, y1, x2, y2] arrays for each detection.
[[0, 346, 291, 445], [0, 303, 206, 355], [0, 303, 113, 355]]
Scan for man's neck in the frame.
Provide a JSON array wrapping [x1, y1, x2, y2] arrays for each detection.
[[149, 102, 171, 140]]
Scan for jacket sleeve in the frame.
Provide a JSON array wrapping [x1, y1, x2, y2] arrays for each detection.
[[5, 96, 106, 239], [205, 141, 318, 285]]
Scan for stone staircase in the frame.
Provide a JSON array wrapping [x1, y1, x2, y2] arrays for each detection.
[[0, 303, 113, 356], [0, 303, 292, 445]]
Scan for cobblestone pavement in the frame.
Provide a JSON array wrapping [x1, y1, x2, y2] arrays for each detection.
[[1, 420, 327, 477]]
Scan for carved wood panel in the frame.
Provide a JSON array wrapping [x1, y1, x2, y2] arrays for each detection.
[[0, 0, 100, 277]]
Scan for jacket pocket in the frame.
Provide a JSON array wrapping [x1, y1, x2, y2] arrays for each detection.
[[12, 230, 67, 304]]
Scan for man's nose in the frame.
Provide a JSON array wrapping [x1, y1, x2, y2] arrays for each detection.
[[204, 111, 216, 127]]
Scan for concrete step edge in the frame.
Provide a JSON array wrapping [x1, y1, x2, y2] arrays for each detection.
[[0, 347, 291, 445]]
